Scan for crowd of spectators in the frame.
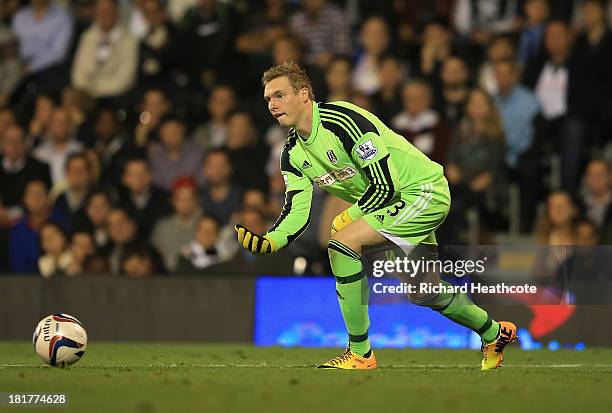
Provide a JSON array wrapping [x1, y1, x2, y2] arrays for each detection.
[[2, 0, 612, 277]]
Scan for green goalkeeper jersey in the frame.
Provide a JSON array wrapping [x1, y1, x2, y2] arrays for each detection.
[[265, 101, 445, 250]]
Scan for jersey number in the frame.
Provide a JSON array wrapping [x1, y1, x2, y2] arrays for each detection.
[[386, 200, 406, 217]]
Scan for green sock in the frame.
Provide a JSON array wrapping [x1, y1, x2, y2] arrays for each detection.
[[328, 240, 370, 357], [421, 281, 500, 344]]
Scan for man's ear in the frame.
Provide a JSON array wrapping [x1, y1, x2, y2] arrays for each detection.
[[301, 88, 308, 102]]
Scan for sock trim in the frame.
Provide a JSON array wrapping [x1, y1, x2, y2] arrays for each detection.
[[349, 331, 369, 342], [433, 292, 456, 312], [475, 316, 493, 336], [329, 240, 361, 261], [335, 271, 366, 284]]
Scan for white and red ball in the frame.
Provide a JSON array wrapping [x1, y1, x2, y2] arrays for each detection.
[[33, 314, 88, 367]]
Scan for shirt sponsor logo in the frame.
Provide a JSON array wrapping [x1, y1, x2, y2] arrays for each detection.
[[355, 139, 378, 161], [327, 150, 338, 164], [314, 166, 357, 187]]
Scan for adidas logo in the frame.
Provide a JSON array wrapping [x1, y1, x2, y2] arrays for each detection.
[[375, 214, 385, 224], [302, 160, 312, 169]]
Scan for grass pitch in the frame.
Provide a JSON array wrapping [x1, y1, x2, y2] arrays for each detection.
[[1, 342, 612, 413]]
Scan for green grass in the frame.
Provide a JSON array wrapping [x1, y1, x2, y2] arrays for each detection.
[[1, 342, 612, 413]]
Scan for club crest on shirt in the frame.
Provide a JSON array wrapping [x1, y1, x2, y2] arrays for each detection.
[[327, 150, 338, 164], [355, 139, 378, 161]]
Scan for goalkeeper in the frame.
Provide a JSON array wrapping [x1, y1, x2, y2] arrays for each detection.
[[234, 62, 517, 370]]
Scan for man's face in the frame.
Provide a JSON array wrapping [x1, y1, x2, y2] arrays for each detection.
[[441, 58, 468, 86], [123, 161, 151, 194], [172, 186, 198, 217], [24, 181, 48, 214], [107, 210, 136, 245], [195, 218, 218, 249], [586, 161, 610, 195], [402, 84, 431, 116], [203, 152, 231, 185], [96, 0, 118, 32], [49, 109, 71, 143], [67, 158, 90, 191], [545, 22, 571, 56], [264, 76, 308, 128], [493, 63, 517, 94], [1, 126, 25, 161]]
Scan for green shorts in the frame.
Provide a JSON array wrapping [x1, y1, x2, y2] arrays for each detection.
[[362, 175, 451, 252]]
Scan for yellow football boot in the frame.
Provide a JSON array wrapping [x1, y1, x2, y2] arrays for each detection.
[[481, 321, 518, 370], [317, 348, 377, 369]]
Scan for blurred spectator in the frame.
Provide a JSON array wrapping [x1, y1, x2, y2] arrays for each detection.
[[392, 79, 450, 165], [524, 20, 591, 195], [370, 55, 404, 124], [453, 0, 519, 45], [68, 230, 95, 275], [270, 34, 325, 97], [352, 16, 390, 95], [445, 89, 506, 239], [152, 177, 202, 271], [61, 86, 96, 148], [81, 188, 112, 249], [128, 0, 149, 39], [0, 108, 17, 138], [518, 0, 550, 64], [1, 0, 21, 25], [32, 107, 83, 186], [137, 0, 182, 92], [242, 189, 271, 219], [38, 221, 75, 277], [11, 0, 73, 92], [119, 157, 170, 238], [416, 18, 453, 79], [176, 215, 221, 273], [91, 107, 136, 187], [575, 0, 612, 148], [105, 207, 138, 274], [235, 0, 289, 56], [289, 0, 351, 68], [71, 0, 138, 98], [478, 35, 516, 95], [10, 180, 68, 273], [192, 84, 236, 150], [580, 159, 611, 229], [53, 152, 91, 223], [324, 55, 355, 102], [575, 218, 599, 246], [536, 190, 578, 245], [225, 111, 269, 192], [148, 117, 203, 191], [120, 239, 164, 277], [181, 0, 240, 89], [199, 148, 243, 226], [435, 56, 471, 126], [0, 25, 21, 107], [0, 125, 51, 226], [134, 88, 171, 147], [27, 94, 55, 144], [493, 59, 541, 231], [167, 0, 197, 23]]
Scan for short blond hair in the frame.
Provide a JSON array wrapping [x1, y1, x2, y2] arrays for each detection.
[[262, 61, 315, 100]]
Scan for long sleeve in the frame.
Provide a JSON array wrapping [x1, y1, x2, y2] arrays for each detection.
[[265, 138, 313, 250], [347, 132, 401, 220]]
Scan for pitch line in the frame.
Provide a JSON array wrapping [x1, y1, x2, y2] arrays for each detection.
[[2, 363, 611, 369]]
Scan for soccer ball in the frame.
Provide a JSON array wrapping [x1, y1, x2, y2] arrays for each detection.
[[33, 313, 88, 367]]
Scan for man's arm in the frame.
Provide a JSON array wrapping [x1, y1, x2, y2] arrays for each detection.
[[235, 136, 313, 254]]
